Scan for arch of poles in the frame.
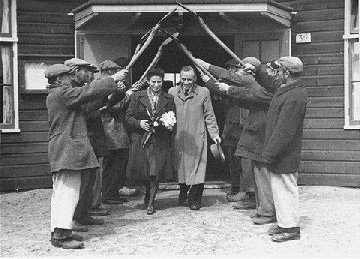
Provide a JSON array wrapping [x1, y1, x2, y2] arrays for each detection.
[[102, 1, 245, 111]]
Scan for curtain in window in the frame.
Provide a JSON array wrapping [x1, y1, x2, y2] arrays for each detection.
[[0, 0, 10, 33], [1, 45, 12, 123]]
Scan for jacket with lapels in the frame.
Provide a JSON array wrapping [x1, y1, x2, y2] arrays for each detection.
[[125, 89, 176, 180]]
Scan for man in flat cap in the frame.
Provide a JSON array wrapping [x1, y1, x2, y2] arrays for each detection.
[[262, 56, 307, 242], [63, 57, 128, 230], [46, 62, 128, 248], [195, 56, 279, 225], [98, 60, 134, 205]]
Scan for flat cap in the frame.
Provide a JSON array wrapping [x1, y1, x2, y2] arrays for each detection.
[[44, 64, 72, 78], [242, 57, 261, 69], [224, 58, 242, 69], [99, 60, 120, 71], [114, 57, 129, 68], [64, 58, 92, 68], [278, 56, 303, 73]]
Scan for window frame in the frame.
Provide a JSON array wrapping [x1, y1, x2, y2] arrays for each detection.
[[0, 0, 18, 133], [344, 0, 360, 129]]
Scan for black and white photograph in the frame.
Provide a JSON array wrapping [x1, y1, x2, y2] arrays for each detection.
[[0, 0, 359, 257]]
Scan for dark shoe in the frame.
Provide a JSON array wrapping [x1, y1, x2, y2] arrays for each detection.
[[272, 231, 300, 242], [189, 204, 201, 210], [233, 200, 256, 210], [88, 208, 110, 216], [267, 225, 282, 236], [146, 205, 156, 215], [70, 233, 84, 241], [77, 216, 104, 226], [103, 199, 123, 205], [72, 222, 89, 232], [51, 237, 84, 249], [226, 192, 248, 202], [252, 215, 277, 225]]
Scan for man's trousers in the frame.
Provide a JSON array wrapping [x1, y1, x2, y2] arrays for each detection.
[[73, 168, 97, 221], [240, 157, 256, 193], [51, 170, 81, 231], [102, 148, 128, 200], [253, 162, 275, 217], [270, 171, 300, 228]]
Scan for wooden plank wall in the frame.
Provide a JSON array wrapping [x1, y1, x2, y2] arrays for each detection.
[[0, 0, 87, 191], [276, 0, 360, 186], [1, 0, 359, 191]]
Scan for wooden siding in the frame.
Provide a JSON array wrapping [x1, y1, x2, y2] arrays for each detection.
[[0, 0, 87, 191], [277, 0, 360, 186], [1, 0, 359, 191]]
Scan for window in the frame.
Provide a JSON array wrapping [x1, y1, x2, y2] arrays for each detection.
[[0, 0, 17, 132], [344, 0, 360, 129]]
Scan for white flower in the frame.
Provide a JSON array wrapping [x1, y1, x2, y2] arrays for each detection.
[[160, 111, 176, 130], [153, 121, 159, 127]]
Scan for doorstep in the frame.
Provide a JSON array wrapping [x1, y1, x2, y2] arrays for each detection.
[[159, 181, 231, 190]]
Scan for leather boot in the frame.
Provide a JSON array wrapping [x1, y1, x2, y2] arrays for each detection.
[[178, 183, 190, 206]]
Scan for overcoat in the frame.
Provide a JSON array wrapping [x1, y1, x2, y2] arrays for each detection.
[[125, 89, 176, 181], [46, 77, 118, 173], [205, 66, 273, 162], [262, 79, 307, 174], [168, 84, 219, 185]]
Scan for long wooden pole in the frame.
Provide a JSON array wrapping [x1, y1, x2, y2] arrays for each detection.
[[130, 33, 179, 91], [161, 30, 218, 81], [175, 1, 244, 66]]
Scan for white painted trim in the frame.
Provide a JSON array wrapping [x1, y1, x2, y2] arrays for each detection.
[[90, 4, 268, 13], [289, 28, 292, 56], [0, 37, 17, 42], [74, 3, 292, 29], [343, 0, 360, 129], [1, 0, 19, 132], [1, 128, 20, 133]]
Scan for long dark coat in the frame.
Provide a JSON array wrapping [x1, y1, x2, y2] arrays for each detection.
[[262, 79, 307, 174], [46, 77, 118, 173], [125, 89, 176, 181]]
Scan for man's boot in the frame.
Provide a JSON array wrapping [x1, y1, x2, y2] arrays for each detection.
[[178, 183, 190, 206]]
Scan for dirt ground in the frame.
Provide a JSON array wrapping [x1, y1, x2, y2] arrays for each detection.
[[0, 185, 359, 258]]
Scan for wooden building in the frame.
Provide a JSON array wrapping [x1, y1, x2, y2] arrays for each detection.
[[0, 0, 359, 191]]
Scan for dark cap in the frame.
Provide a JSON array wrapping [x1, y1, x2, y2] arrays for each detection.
[[278, 56, 303, 73], [99, 60, 120, 71], [64, 58, 93, 68], [242, 57, 261, 69], [224, 58, 242, 69], [114, 57, 129, 68], [44, 64, 72, 78]]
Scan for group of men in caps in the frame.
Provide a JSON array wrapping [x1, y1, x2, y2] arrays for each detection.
[[45, 52, 307, 248], [194, 55, 306, 242]]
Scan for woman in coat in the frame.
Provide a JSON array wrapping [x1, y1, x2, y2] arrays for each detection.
[[125, 68, 176, 215], [168, 66, 220, 210]]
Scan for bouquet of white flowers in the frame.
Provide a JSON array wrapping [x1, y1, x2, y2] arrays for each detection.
[[141, 110, 176, 148], [159, 111, 177, 131]]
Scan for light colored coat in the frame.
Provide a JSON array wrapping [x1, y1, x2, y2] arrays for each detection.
[[169, 84, 219, 185]]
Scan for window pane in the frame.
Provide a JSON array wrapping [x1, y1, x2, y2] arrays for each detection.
[[0, 0, 11, 34], [351, 0, 359, 33], [243, 41, 260, 60], [350, 40, 360, 81], [1, 44, 13, 124], [350, 40, 360, 121]]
